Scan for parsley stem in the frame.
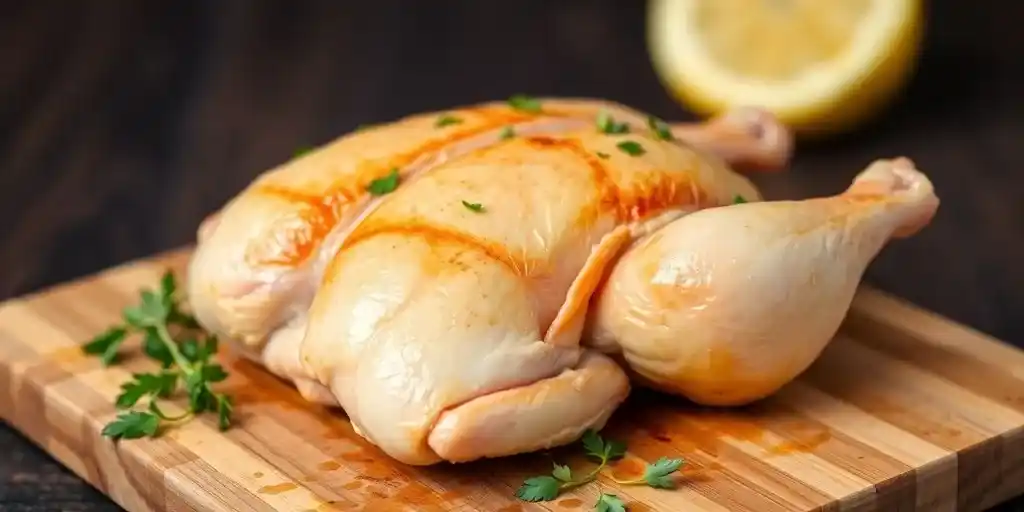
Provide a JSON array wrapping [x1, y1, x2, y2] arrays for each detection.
[[149, 401, 193, 422], [154, 323, 196, 376], [559, 462, 606, 491]]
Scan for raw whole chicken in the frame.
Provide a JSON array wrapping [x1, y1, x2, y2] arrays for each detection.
[[186, 97, 938, 466]]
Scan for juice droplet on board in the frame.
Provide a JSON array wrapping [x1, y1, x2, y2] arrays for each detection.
[[257, 482, 297, 495]]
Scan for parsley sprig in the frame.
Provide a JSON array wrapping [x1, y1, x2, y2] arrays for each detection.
[[367, 168, 401, 195], [647, 116, 675, 141], [82, 271, 233, 439], [595, 493, 627, 512], [462, 200, 485, 213], [507, 94, 542, 113], [608, 457, 685, 489], [515, 429, 685, 508], [435, 114, 462, 128], [596, 110, 631, 134]]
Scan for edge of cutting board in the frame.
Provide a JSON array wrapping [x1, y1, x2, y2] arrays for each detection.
[[2, 247, 1024, 512]]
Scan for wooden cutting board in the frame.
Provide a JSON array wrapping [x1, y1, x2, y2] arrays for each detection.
[[2, 248, 1024, 512]]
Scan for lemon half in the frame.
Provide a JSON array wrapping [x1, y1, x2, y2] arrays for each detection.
[[648, 0, 923, 137]]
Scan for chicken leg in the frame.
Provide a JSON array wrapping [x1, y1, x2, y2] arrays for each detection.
[[586, 157, 939, 406]]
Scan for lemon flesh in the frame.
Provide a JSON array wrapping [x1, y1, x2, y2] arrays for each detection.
[[648, 0, 923, 137]]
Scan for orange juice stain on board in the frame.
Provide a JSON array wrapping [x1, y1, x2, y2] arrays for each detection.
[[557, 497, 583, 508], [257, 482, 297, 495]]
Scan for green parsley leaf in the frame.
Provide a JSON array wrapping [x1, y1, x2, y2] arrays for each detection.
[[595, 493, 627, 512], [124, 289, 170, 328], [499, 125, 515, 140], [582, 429, 626, 463], [462, 200, 485, 213], [159, 270, 176, 298], [181, 335, 218, 364], [115, 372, 178, 409], [201, 363, 229, 383], [101, 411, 160, 440], [366, 168, 400, 196], [507, 94, 542, 113], [515, 475, 560, 502], [435, 114, 462, 128], [142, 327, 174, 368], [122, 306, 147, 330], [734, 194, 748, 204], [596, 151, 610, 159], [199, 335, 219, 363], [179, 337, 200, 363], [616, 141, 646, 157], [597, 110, 630, 134], [184, 371, 217, 413], [643, 457, 685, 489], [647, 116, 674, 141], [82, 326, 128, 366], [167, 307, 200, 329], [551, 463, 572, 483]]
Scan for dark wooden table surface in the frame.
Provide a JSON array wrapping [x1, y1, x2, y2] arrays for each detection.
[[2, 1, 1023, 510]]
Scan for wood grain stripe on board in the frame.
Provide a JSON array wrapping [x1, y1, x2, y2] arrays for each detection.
[[850, 289, 1024, 381], [840, 303, 1024, 511], [804, 336, 1024, 449], [610, 397, 835, 512], [628, 399, 902, 511], [776, 383, 957, 512], [842, 313, 1024, 416], [3, 329, 170, 511], [734, 398, 916, 509], [803, 337, 1024, 511]]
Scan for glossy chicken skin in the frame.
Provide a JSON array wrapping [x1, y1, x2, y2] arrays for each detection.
[[187, 98, 791, 403], [587, 157, 939, 406]]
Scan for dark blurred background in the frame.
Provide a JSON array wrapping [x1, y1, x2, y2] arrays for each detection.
[[1, 1, 1023, 510]]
